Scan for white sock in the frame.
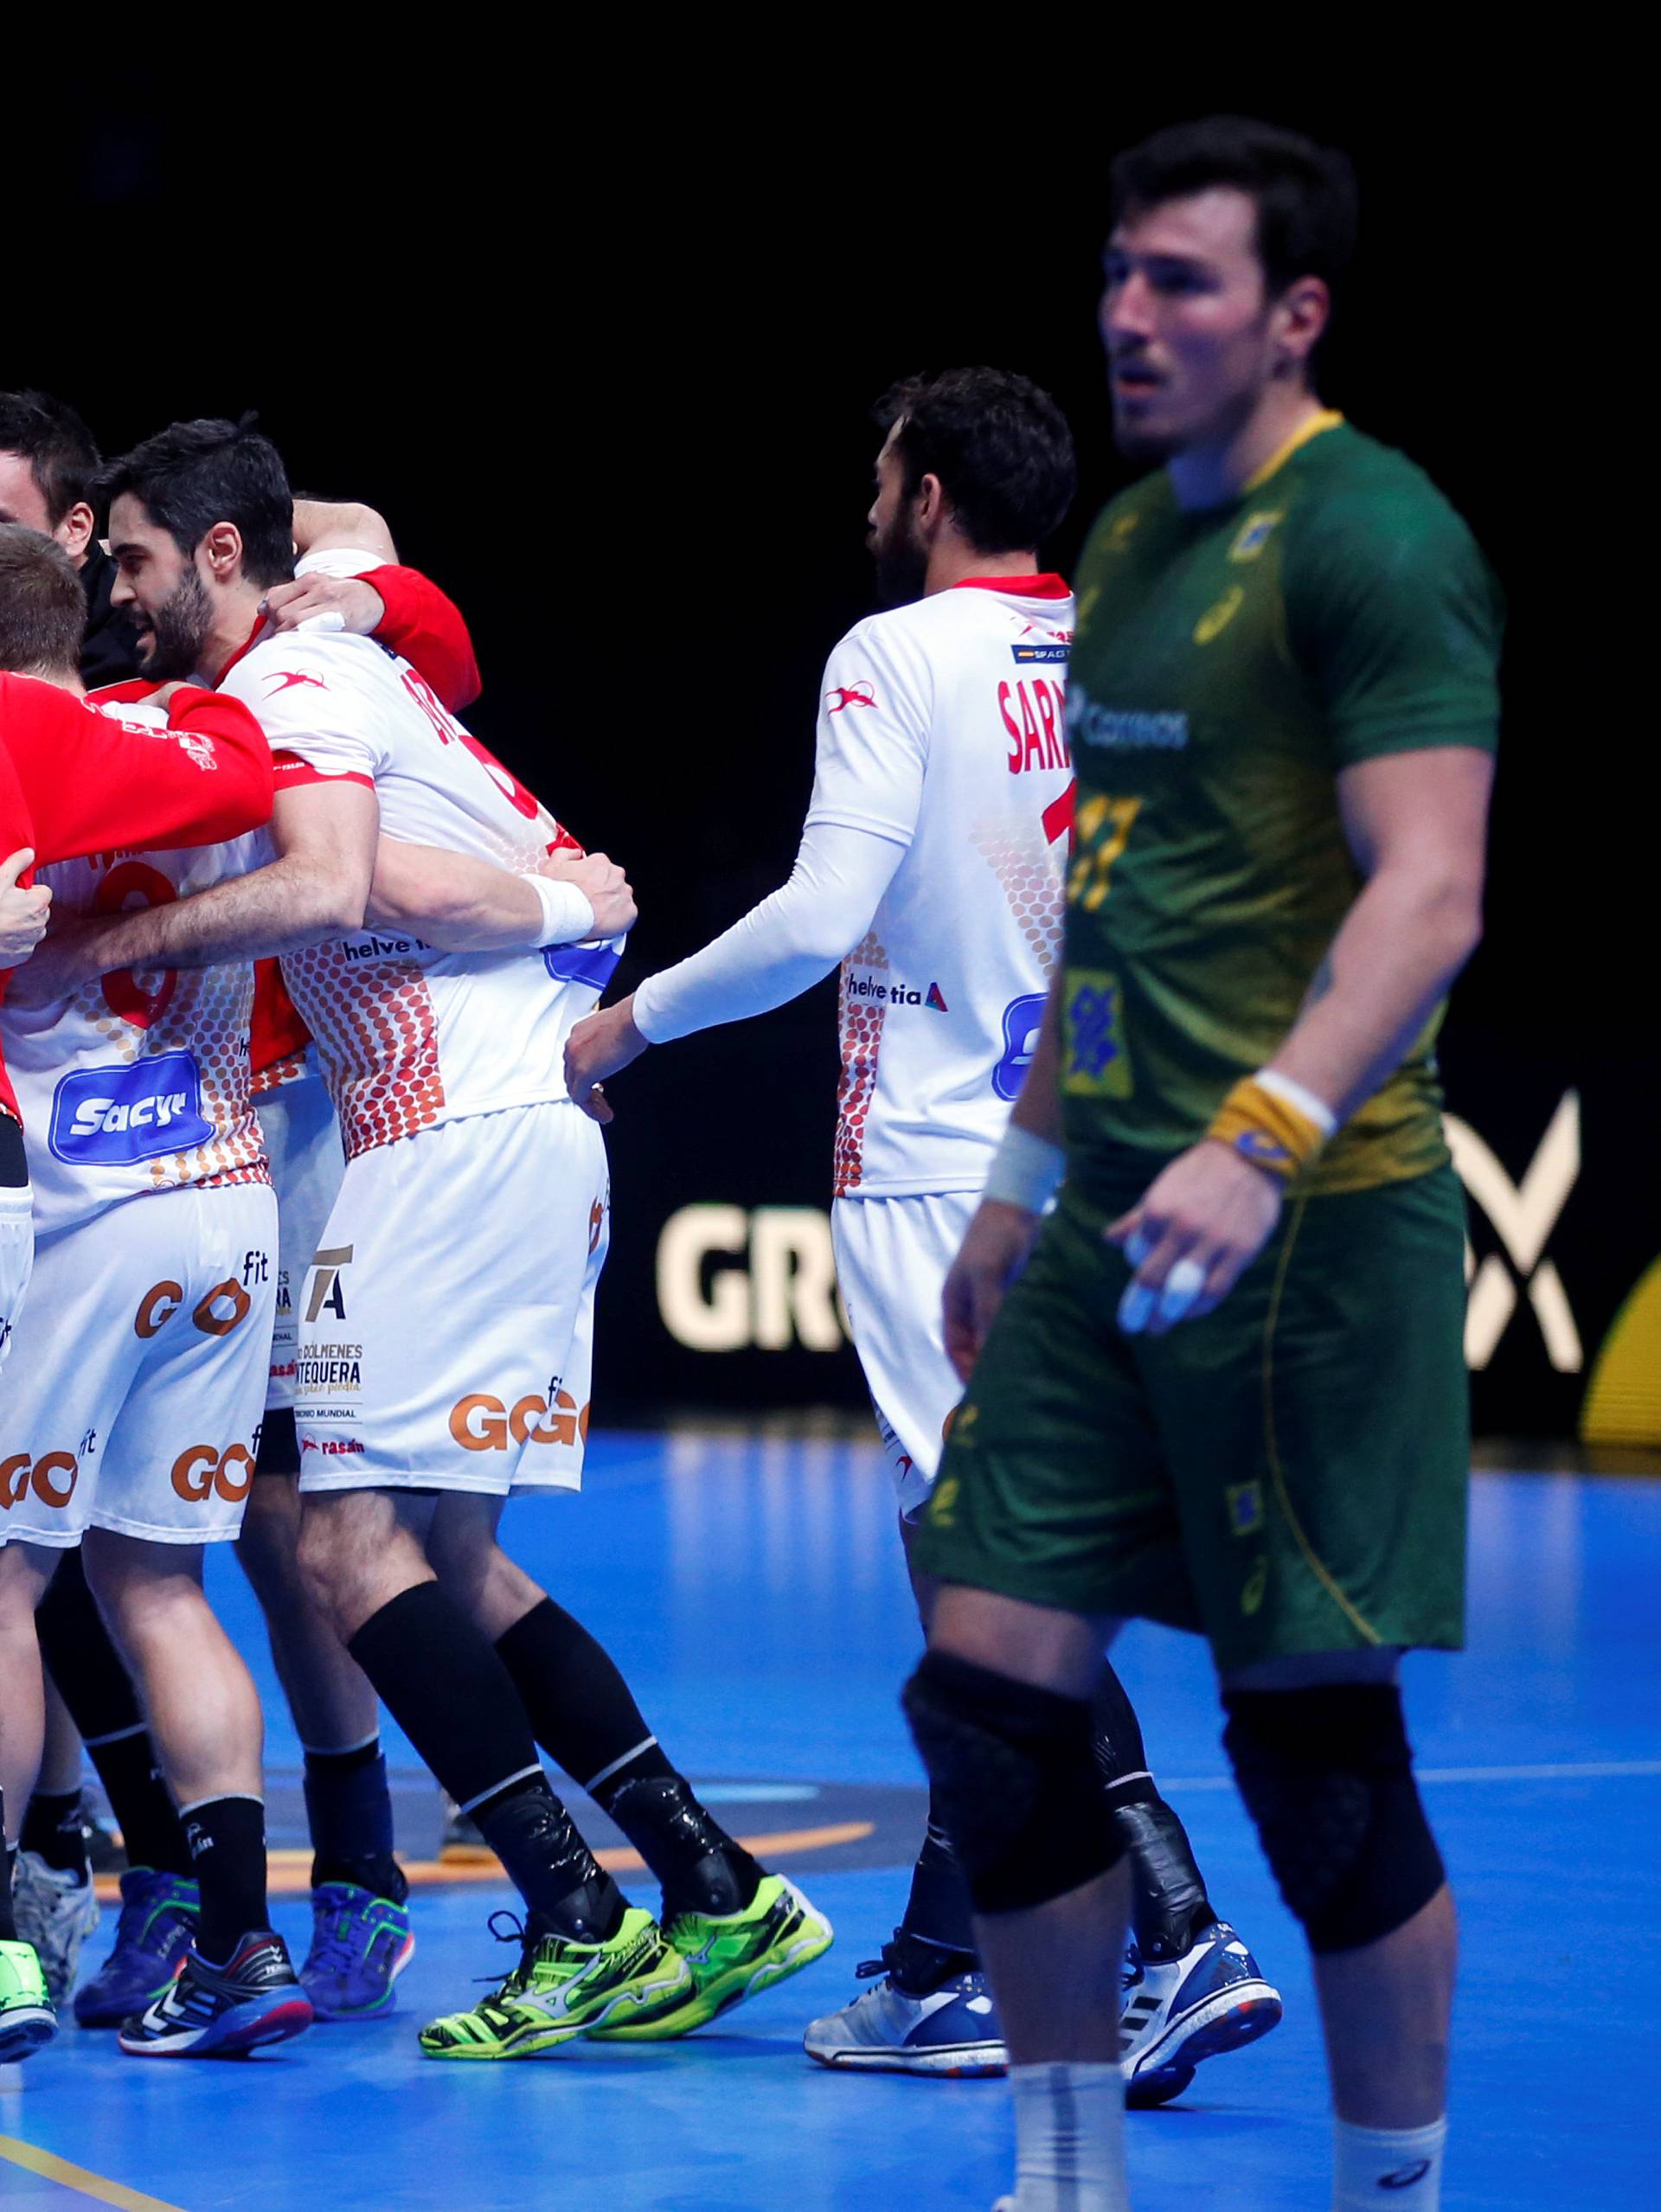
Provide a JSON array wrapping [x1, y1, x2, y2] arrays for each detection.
[[1332, 2117, 1446, 2209], [1004, 2061, 1130, 2212]]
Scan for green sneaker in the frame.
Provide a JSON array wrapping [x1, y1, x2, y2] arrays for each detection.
[[591, 1874, 834, 2040], [418, 1906, 694, 2060], [0, 1937, 57, 2063]]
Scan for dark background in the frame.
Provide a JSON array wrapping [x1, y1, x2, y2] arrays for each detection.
[[24, 67, 1644, 1440]]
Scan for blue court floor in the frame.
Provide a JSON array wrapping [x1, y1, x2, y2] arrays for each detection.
[[2, 1428, 1654, 2210]]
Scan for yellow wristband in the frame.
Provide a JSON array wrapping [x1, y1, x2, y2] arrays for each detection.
[[1206, 1075, 1329, 1181]]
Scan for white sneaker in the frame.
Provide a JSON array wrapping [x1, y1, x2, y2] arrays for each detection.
[[805, 1945, 1005, 2076], [1119, 1920, 1282, 2107], [12, 1851, 101, 2006]]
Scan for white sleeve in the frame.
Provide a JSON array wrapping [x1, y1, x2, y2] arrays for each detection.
[[632, 815, 905, 1043], [802, 619, 932, 844], [221, 640, 388, 785], [295, 547, 387, 580]]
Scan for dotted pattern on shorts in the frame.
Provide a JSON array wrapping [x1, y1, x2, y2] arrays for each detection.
[[832, 928, 888, 1197], [283, 944, 444, 1160], [968, 823, 1064, 978]]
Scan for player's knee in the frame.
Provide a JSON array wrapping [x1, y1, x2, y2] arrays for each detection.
[[1222, 1683, 1446, 1954], [901, 1647, 1124, 1914]]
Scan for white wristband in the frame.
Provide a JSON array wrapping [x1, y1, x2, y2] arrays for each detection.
[[983, 1123, 1065, 1214], [1255, 1068, 1338, 1138], [529, 873, 594, 948]]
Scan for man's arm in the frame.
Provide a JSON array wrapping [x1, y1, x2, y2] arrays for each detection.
[[16, 780, 377, 994], [291, 499, 400, 564], [269, 504, 482, 711], [1108, 744, 1492, 1332], [366, 840, 635, 952]]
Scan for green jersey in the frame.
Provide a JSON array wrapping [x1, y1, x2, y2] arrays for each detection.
[[1060, 414, 1503, 1200]]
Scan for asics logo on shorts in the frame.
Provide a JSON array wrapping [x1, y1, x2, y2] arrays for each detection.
[[0, 1451, 78, 1510], [48, 1051, 213, 1166], [449, 1389, 588, 1452], [170, 1444, 255, 1504]]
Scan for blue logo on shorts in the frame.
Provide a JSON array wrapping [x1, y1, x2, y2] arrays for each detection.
[[992, 992, 1048, 1102], [48, 1051, 213, 1166], [543, 941, 622, 993]]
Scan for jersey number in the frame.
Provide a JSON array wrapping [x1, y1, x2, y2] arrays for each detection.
[[1067, 794, 1142, 911], [400, 668, 542, 823], [95, 860, 178, 1029]]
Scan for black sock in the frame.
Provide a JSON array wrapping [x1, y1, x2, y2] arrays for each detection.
[[496, 1596, 760, 1918], [82, 1726, 192, 1878], [20, 1789, 89, 1881], [0, 1792, 16, 1942], [304, 1740, 407, 1903], [893, 1785, 978, 1986], [182, 1795, 269, 1962], [348, 1582, 618, 1935], [1093, 1663, 1214, 1959]]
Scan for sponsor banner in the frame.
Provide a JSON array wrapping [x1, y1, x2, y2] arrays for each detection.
[[48, 1049, 212, 1165]]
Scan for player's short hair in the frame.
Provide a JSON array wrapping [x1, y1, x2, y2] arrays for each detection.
[[99, 414, 295, 589], [1109, 116, 1358, 298], [0, 522, 88, 676], [875, 369, 1077, 555], [0, 388, 101, 528]]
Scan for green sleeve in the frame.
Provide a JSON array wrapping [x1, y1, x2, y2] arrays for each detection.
[[1286, 478, 1504, 766]]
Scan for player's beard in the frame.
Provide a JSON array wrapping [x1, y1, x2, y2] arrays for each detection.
[[871, 512, 929, 608], [140, 567, 215, 682]]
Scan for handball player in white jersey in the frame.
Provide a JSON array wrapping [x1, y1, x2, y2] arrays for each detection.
[[46, 415, 830, 2060], [566, 369, 1279, 2095]]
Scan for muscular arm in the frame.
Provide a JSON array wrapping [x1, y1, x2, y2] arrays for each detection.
[[37, 780, 378, 984], [1267, 746, 1492, 1117], [291, 500, 400, 564], [365, 840, 632, 952]]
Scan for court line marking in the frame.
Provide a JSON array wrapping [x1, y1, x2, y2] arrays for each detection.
[[1162, 1760, 1661, 1792], [0, 2132, 185, 2212]]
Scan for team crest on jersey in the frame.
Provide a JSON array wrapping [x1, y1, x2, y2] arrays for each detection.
[[1228, 510, 1285, 562], [47, 1051, 213, 1166]]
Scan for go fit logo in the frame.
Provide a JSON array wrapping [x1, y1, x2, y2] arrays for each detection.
[[170, 1443, 254, 1504], [2, 1450, 78, 1511], [449, 1389, 588, 1452]]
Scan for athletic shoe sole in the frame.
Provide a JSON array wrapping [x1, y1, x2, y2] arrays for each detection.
[[118, 1991, 314, 2058], [805, 2036, 1008, 2077], [1125, 1981, 1283, 2108], [305, 1930, 417, 2022], [0, 2008, 57, 2063]]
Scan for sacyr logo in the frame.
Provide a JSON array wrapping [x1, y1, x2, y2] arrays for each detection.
[[992, 991, 1047, 1102], [48, 1050, 212, 1168]]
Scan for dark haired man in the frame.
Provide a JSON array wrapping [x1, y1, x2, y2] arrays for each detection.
[[566, 366, 1280, 2096], [0, 391, 140, 688], [0, 523, 275, 2063], [32, 414, 832, 2057], [904, 121, 1500, 2212]]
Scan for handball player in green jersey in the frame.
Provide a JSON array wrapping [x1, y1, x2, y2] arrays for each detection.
[[901, 119, 1502, 2212]]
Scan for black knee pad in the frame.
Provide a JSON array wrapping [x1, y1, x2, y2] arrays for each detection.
[[1222, 1684, 1445, 1954], [901, 1650, 1124, 1914]]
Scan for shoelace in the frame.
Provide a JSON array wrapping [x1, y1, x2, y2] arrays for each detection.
[[470, 1909, 536, 1996], [307, 1907, 375, 1981]]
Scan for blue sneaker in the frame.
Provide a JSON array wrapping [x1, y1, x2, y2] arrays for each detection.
[[805, 1937, 1005, 2076], [300, 1882, 415, 2019], [73, 1868, 199, 2028], [1119, 1920, 1282, 2107], [118, 1932, 313, 2056]]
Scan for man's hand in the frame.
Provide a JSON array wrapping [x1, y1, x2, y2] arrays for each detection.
[[0, 909, 105, 1005], [942, 1200, 1044, 1383], [564, 996, 650, 1123], [540, 850, 637, 939], [1106, 1140, 1283, 1336], [0, 850, 52, 969], [261, 575, 387, 638]]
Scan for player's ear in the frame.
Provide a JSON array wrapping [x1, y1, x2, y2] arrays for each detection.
[[1273, 276, 1331, 376], [202, 520, 244, 581], [916, 470, 948, 536], [54, 500, 96, 563]]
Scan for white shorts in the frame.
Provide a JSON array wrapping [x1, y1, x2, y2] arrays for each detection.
[[0, 1182, 32, 1382], [0, 1183, 278, 1549], [831, 1189, 977, 1518], [259, 1063, 345, 1414], [295, 1101, 609, 1497]]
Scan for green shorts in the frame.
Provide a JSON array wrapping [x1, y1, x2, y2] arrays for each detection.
[[911, 1162, 1471, 1670]]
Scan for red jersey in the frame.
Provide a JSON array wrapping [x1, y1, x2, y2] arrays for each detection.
[[0, 676, 274, 1122]]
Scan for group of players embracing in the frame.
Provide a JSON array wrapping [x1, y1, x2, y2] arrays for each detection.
[[0, 111, 1499, 2212]]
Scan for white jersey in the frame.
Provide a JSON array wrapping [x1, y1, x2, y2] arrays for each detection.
[[218, 579, 619, 1163], [816, 577, 1075, 1197], [1, 693, 266, 1239]]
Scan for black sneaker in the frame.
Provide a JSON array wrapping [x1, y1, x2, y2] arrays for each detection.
[[118, 1932, 314, 2057]]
